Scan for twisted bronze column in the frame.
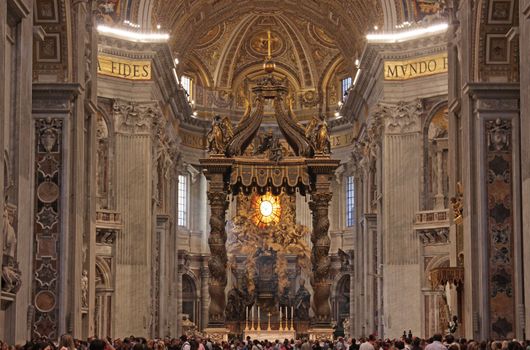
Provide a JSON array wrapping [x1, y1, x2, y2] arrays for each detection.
[[206, 182, 229, 325], [309, 191, 333, 324]]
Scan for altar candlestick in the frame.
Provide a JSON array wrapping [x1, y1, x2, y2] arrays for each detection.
[[291, 306, 294, 331], [267, 312, 272, 331], [251, 305, 255, 331], [285, 306, 289, 331], [245, 306, 249, 331], [279, 307, 283, 331], [257, 306, 261, 331]]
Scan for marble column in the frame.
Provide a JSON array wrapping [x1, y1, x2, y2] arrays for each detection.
[[31, 84, 82, 340], [519, 0, 530, 339], [200, 258, 210, 330], [112, 100, 160, 337], [380, 100, 423, 338], [462, 85, 522, 340]]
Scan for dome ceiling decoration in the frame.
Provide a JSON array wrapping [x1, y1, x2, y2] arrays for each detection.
[[95, 0, 448, 121]]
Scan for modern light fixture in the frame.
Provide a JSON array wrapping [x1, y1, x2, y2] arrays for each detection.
[[366, 22, 448, 43], [97, 24, 169, 42], [353, 69, 361, 86]]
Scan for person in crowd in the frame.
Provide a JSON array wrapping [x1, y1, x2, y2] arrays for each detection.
[[425, 335, 447, 350], [360, 335, 375, 350]]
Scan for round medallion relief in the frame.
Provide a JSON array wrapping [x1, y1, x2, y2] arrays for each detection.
[[248, 30, 285, 58], [37, 181, 60, 203], [35, 290, 56, 312]]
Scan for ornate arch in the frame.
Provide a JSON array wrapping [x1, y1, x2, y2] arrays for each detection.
[[95, 256, 113, 289], [424, 255, 450, 289]]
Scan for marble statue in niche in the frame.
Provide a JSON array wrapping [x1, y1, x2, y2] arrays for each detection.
[[96, 115, 110, 209], [81, 269, 89, 308], [2, 206, 21, 293]]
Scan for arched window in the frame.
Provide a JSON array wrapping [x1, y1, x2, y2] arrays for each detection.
[[181, 75, 193, 101], [341, 77, 352, 101], [346, 176, 355, 227], [178, 174, 189, 227]]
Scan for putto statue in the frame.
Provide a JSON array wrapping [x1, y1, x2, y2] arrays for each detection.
[[306, 115, 331, 154], [207, 115, 233, 154]]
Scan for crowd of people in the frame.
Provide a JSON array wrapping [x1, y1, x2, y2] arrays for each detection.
[[1, 333, 530, 350]]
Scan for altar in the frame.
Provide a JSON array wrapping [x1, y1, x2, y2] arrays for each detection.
[[244, 330, 296, 342]]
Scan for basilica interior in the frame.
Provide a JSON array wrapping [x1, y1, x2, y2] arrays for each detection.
[[1, 0, 530, 345]]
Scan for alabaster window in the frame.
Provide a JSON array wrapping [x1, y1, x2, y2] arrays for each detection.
[[341, 77, 352, 101], [178, 174, 189, 227], [181, 75, 193, 101], [346, 176, 355, 227]]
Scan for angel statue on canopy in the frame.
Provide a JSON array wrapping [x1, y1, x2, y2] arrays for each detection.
[[306, 114, 331, 154], [207, 115, 234, 154]]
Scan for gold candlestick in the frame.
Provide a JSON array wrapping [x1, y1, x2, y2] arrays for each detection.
[[251, 305, 255, 331], [245, 306, 249, 331], [290, 306, 294, 331], [257, 306, 261, 331], [279, 307, 283, 331], [267, 312, 272, 331]]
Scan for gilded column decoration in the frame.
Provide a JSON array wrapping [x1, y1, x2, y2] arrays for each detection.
[[485, 118, 515, 339], [32, 118, 63, 339], [207, 187, 229, 324], [309, 191, 333, 323]]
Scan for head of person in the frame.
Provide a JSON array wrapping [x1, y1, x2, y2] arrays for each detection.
[[432, 335, 443, 343], [89, 340, 106, 350], [368, 336, 376, 343], [59, 335, 75, 350]]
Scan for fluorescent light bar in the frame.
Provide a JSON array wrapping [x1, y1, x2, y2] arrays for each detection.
[[353, 69, 361, 86], [97, 25, 169, 43], [172, 68, 180, 84], [366, 22, 448, 43]]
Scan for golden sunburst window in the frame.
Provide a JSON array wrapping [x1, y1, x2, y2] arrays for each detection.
[[251, 193, 281, 228]]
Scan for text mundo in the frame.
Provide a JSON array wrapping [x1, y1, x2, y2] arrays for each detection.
[[384, 54, 448, 80]]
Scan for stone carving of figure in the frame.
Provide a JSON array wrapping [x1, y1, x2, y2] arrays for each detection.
[[207, 115, 233, 154], [294, 279, 311, 321], [3, 208, 16, 259], [225, 282, 247, 321], [306, 115, 331, 154], [254, 130, 274, 155], [2, 207, 21, 293], [81, 269, 89, 308]]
